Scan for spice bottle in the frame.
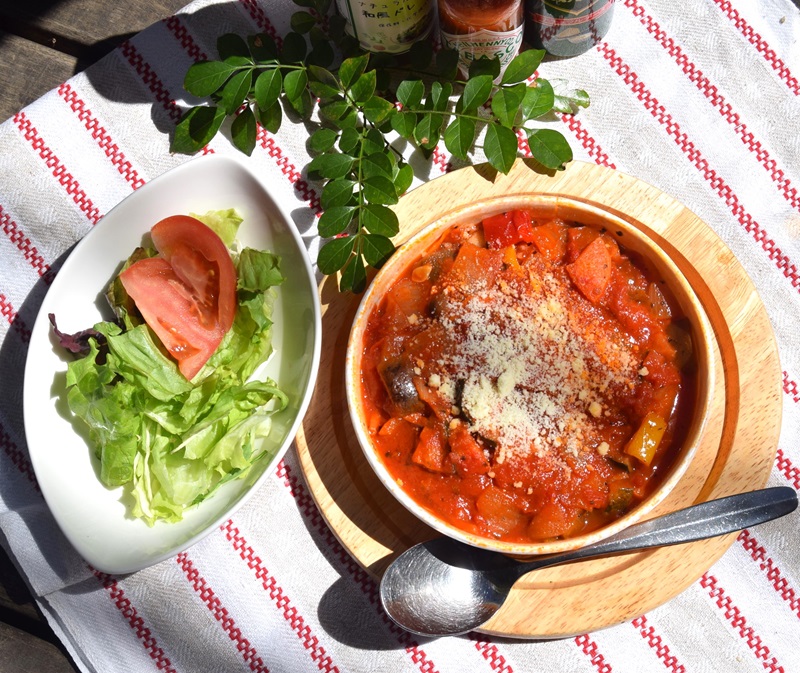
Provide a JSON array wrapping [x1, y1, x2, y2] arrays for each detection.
[[438, 0, 525, 77], [336, 0, 437, 53], [525, 0, 614, 58]]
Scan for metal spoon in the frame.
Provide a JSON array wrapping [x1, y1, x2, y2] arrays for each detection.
[[380, 486, 798, 637]]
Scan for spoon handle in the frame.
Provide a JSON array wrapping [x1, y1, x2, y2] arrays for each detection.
[[513, 486, 797, 579]]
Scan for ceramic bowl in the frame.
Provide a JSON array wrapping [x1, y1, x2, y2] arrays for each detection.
[[345, 193, 716, 556]]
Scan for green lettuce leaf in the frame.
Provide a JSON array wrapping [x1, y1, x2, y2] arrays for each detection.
[[105, 323, 194, 401], [237, 248, 284, 292], [65, 336, 141, 486], [191, 208, 243, 247]]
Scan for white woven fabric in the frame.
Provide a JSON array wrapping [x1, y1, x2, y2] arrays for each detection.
[[1, 0, 799, 671]]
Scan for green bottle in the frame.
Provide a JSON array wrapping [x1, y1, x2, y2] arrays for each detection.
[[525, 0, 615, 57]]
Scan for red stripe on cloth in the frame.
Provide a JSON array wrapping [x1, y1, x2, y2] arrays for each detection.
[[92, 570, 177, 672], [515, 128, 535, 170], [176, 552, 270, 673], [515, 128, 528, 154], [738, 529, 800, 621], [574, 633, 613, 672], [274, 461, 443, 673], [469, 634, 515, 672], [783, 371, 800, 404], [775, 448, 800, 490], [631, 615, 686, 672], [57, 83, 146, 191], [12, 112, 102, 225], [558, 114, 617, 169], [711, 0, 800, 96], [700, 573, 784, 671], [431, 146, 450, 174], [1, 293, 31, 343], [0, 420, 39, 490], [257, 128, 322, 214], [119, 41, 183, 123], [0, 204, 50, 278], [163, 15, 207, 61], [220, 520, 341, 673], [623, 0, 800, 214], [596, 42, 800, 294], [237, 0, 283, 48]]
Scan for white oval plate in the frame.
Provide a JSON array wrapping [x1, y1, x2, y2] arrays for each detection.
[[23, 155, 321, 575]]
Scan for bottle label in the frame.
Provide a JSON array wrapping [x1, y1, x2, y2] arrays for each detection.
[[440, 26, 524, 76], [336, 0, 435, 53], [529, 0, 614, 27]]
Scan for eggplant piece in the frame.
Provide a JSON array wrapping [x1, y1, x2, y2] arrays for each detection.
[[422, 245, 458, 282], [453, 377, 477, 424], [378, 359, 425, 414]]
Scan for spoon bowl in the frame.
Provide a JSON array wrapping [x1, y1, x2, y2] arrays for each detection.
[[380, 487, 798, 637]]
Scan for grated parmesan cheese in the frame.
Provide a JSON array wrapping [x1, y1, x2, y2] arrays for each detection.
[[426, 258, 638, 470]]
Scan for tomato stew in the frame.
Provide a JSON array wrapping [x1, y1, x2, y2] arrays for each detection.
[[358, 210, 696, 543]]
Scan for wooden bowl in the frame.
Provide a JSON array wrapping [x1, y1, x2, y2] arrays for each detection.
[[345, 193, 717, 557]]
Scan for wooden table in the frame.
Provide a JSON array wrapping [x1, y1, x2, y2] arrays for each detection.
[[0, 0, 189, 122], [0, 4, 188, 669]]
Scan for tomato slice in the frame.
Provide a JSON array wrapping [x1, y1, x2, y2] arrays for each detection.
[[530, 220, 568, 262], [565, 235, 612, 304], [120, 215, 237, 380]]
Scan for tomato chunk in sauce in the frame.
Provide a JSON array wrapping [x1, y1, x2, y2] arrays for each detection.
[[359, 212, 696, 543]]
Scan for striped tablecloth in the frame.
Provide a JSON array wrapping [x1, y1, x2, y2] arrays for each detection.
[[1, 1, 799, 671]]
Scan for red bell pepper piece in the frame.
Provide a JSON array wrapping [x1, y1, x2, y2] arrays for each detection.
[[482, 212, 517, 249]]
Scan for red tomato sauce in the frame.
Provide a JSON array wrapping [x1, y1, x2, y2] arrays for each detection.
[[358, 211, 696, 543]]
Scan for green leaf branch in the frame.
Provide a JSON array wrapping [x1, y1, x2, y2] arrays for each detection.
[[171, 0, 590, 292]]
